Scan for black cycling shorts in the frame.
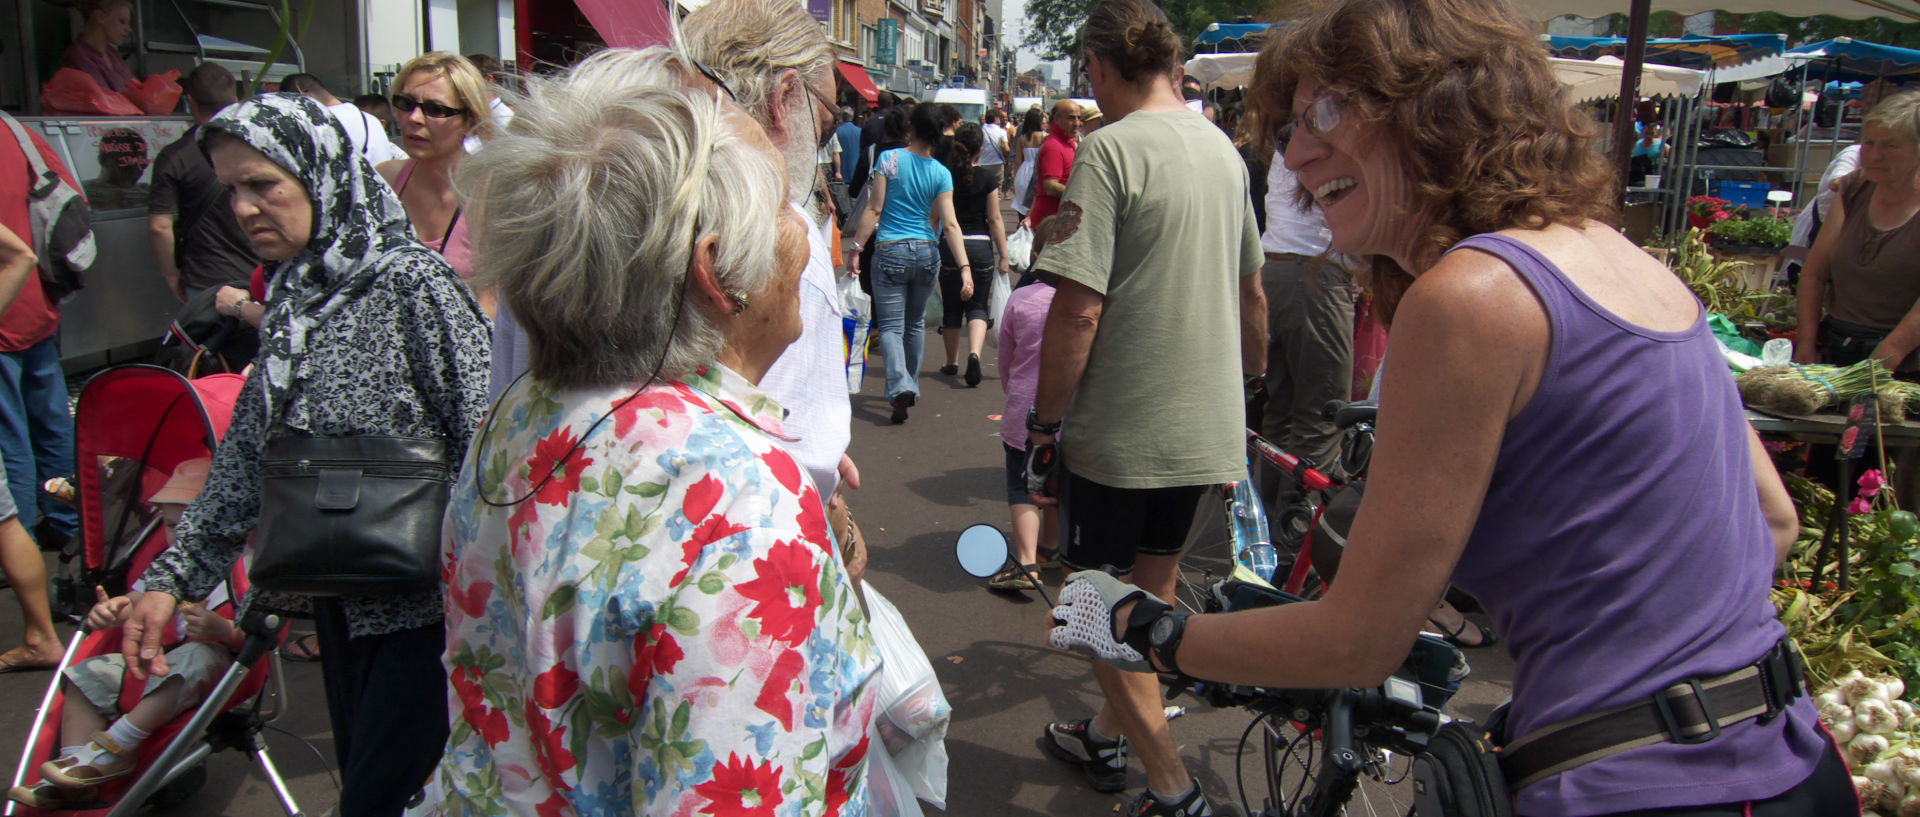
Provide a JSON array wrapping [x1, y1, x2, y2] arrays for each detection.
[[1059, 471, 1208, 575]]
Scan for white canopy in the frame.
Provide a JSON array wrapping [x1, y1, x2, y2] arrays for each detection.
[[1183, 53, 1258, 92], [1552, 56, 1707, 102], [1509, 0, 1920, 21], [1184, 52, 1708, 102]]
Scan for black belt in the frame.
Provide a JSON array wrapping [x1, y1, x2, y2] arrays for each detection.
[[1498, 639, 1806, 791]]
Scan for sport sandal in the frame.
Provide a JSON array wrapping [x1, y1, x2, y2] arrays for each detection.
[[1044, 718, 1128, 792], [1124, 785, 1214, 817]]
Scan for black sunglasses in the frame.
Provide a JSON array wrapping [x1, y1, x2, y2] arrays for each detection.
[[391, 93, 468, 119]]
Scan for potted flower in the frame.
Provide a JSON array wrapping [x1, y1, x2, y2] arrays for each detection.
[[1688, 195, 1733, 231]]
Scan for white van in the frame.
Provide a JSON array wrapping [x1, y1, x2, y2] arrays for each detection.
[[1013, 96, 1044, 116], [932, 88, 989, 123]]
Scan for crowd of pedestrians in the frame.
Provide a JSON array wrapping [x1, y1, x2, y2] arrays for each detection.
[[0, 0, 1870, 813]]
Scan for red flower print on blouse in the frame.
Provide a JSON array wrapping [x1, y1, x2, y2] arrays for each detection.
[[762, 450, 803, 495], [695, 753, 785, 817], [533, 660, 581, 710], [534, 791, 570, 817], [628, 624, 685, 704], [610, 389, 691, 438], [823, 735, 869, 816], [736, 540, 822, 646], [683, 474, 724, 525], [796, 486, 829, 552], [524, 699, 578, 784], [528, 426, 595, 506], [452, 666, 511, 746], [754, 648, 806, 729], [448, 577, 492, 620]]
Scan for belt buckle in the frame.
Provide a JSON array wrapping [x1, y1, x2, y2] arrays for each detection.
[[1654, 678, 1720, 746]]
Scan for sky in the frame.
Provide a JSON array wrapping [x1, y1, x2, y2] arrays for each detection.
[[1003, 0, 1071, 76]]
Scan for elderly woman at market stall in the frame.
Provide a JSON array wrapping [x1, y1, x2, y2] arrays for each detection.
[[1794, 91, 1920, 373], [120, 93, 491, 816], [426, 48, 876, 816], [1046, 0, 1852, 814]]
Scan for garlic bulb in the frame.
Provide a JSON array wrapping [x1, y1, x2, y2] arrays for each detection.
[[1864, 779, 1898, 811], [1824, 700, 1858, 726], [1833, 720, 1858, 744], [1855, 733, 1894, 765], [1868, 760, 1909, 801], [1901, 792, 1920, 817], [1822, 689, 1851, 709], [1896, 700, 1918, 725], [1885, 675, 1909, 701], [1848, 675, 1892, 706], [1863, 699, 1905, 734]]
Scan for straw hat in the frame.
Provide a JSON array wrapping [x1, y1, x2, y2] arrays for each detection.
[[148, 458, 212, 506]]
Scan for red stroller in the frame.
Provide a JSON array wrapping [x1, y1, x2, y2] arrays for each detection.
[[7, 365, 301, 817]]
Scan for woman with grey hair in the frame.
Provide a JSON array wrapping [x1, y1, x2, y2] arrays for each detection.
[[428, 48, 878, 816]]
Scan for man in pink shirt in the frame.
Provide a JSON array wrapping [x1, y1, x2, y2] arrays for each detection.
[[1028, 99, 1082, 228]]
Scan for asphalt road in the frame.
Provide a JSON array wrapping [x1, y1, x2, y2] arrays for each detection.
[[0, 324, 1514, 817]]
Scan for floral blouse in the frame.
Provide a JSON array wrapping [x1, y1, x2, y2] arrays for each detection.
[[430, 364, 878, 817]]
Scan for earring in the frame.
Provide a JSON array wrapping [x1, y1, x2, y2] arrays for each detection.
[[724, 288, 750, 315]]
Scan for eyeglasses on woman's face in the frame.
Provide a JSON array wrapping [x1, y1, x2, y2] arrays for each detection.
[[391, 93, 468, 119], [1277, 92, 1344, 153]]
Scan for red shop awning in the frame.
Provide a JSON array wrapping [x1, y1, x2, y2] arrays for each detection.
[[572, 0, 673, 49], [837, 61, 881, 103]]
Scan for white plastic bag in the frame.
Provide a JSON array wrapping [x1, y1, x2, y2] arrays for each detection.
[[864, 586, 950, 809], [986, 271, 1012, 350], [1005, 225, 1033, 270], [865, 720, 927, 817], [841, 274, 871, 394]]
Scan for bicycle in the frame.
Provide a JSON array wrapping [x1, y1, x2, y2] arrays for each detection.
[[1172, 405, 1470, 817]]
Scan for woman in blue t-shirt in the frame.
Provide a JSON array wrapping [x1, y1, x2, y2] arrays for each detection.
[[847, 104, 971, 424]]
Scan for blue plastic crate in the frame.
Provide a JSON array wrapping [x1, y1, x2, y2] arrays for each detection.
[[1713, 180, 1772, 210]]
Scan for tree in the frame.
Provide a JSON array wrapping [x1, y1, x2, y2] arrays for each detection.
[[1022, 0, 1282, 62]]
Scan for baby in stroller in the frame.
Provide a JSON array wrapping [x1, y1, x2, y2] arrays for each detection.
[[8, 459, 238, 810]]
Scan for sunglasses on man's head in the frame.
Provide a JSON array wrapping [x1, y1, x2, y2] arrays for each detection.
[[391, 93, 468, 119]]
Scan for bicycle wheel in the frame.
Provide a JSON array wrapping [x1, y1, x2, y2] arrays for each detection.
[[1235, 715, 1416, 817]]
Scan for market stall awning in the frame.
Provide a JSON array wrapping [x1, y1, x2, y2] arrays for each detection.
[[1552, 56, 1706, 103], [1185, 51, 1707, 101], [1195, 23, 1271, 45], [1511, 0, 1920, 21], [1544, 33, 1789, 82], [572, 0, 673, 48], [836, 61, 881, 103], [1789, 37, 1920, 82], [1183, 53, 1257, 91]]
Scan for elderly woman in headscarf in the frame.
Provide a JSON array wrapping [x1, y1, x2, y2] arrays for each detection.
[[120, 93, 491, 817], [425, 48, 876, 816]]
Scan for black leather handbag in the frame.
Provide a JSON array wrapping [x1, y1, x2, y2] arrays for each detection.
[[251, 435, 453, 596]]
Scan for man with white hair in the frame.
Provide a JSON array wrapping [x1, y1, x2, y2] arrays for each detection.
[[684, 0, 866, 575]]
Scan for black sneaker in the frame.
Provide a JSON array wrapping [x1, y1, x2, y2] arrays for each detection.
[[964, 353, 982, 387], [1124, 785, 1213, 817], [1044, 718, 1128, 792], [890, 392, 915, 424]]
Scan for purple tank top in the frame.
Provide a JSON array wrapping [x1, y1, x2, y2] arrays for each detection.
[[1443, 234, 1825, 817]]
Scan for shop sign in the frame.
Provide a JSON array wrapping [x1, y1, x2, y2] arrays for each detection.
[[808, 0, 831, 23], [877, 18, 899, 66], [920, 0, 946, 18]]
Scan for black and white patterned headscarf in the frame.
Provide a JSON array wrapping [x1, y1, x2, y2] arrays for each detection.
[[199, 93, 476, 424]]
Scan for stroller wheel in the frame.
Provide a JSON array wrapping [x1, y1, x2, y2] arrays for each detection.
[[146, 761, 207, 810]]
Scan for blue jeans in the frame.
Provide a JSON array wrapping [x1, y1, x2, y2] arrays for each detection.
[[872, 239, 939, 401], [0, 334, 76, 536]]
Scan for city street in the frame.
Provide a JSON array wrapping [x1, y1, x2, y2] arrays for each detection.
[[0, 345, 1512, 816]]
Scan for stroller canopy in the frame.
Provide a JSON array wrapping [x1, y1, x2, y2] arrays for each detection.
[[74, 365, 245, 574]]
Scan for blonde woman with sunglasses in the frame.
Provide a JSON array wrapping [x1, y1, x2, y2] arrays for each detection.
[[376, 52, 496, 316]]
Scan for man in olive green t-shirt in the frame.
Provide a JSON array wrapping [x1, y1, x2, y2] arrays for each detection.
[[1026, 75, 1266, 812]]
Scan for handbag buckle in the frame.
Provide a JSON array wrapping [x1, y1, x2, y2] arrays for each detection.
[[315, 468, 362, 511]]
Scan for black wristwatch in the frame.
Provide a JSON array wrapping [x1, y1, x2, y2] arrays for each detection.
[[1027, 406, 1062, 435], [1120, 596, 1188, 675]]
